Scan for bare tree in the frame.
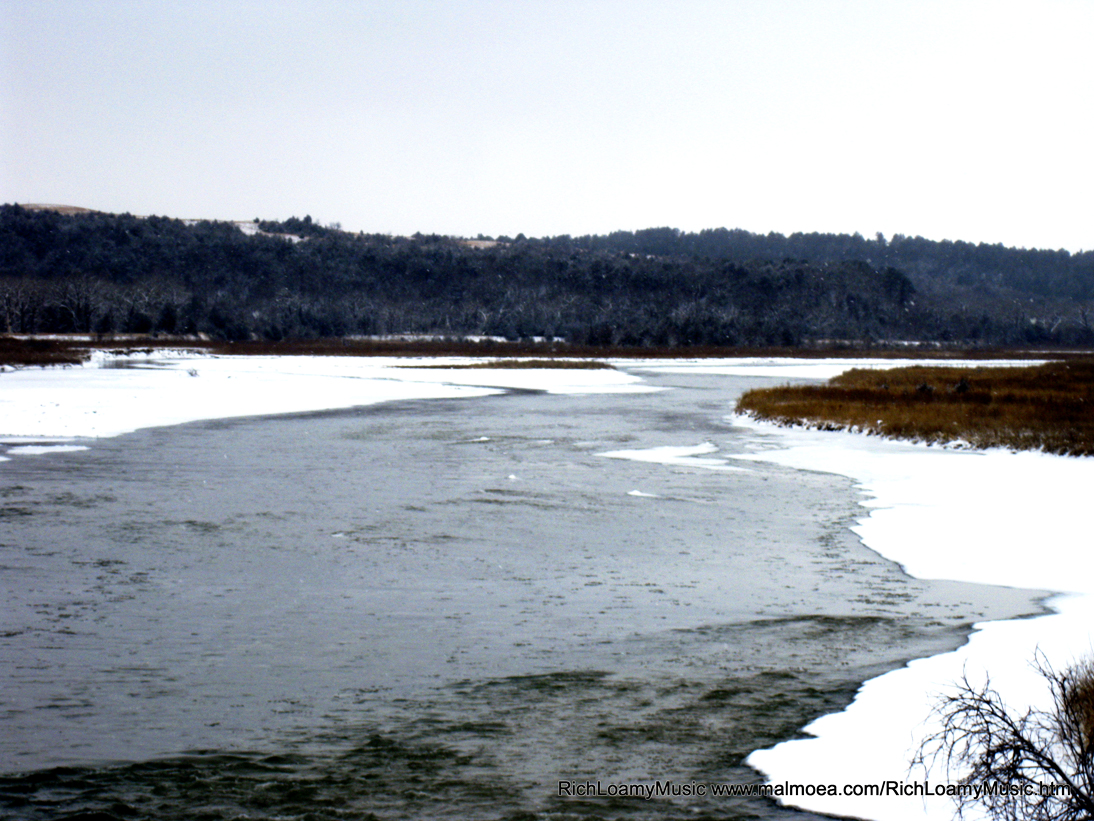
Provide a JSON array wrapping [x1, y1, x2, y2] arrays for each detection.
[[0, 277, 44, 332], [914, 653, 1094, 820], [49, 273, 107, 332]]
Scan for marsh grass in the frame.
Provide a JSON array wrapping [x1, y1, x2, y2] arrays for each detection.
[[0, 336, 88, 367], [0, 336, 625, 367], [3, 334, 1079, 368], [737, 361, 1094, 456]]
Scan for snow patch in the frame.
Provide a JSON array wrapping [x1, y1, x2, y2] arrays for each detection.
[[6, 444, 90, 456], [598, 442, 749, 472]]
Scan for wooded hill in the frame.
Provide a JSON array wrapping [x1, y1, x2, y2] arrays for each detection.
[[1, 204, 1091, 347]]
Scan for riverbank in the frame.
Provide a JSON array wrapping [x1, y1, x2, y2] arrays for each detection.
[[1, 333, 1080, 369], [734, 416, 1093, 820]]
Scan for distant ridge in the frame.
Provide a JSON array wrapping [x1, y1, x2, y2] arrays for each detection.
[[2, 203, 1091, 347], [13, 204, 291, 240]]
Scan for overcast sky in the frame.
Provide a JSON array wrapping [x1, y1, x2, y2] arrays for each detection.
[[2, 1, 1091, 251]]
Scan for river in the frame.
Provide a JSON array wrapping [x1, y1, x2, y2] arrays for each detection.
[[0, 366, 1041, 819]]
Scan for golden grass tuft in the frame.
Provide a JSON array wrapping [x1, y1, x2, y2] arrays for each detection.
[[737, 360, 1094, 456]]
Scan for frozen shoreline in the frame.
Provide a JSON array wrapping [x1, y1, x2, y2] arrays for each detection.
[[604, 359, 1089, 821], [0, 351, 657, 440], [731, 418, 1092, 821], [3, 353, 1086, 821]]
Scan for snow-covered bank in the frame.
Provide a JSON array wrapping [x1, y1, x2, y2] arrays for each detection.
[[0, 352, 655, 440], [734, 418, 1094, 821]]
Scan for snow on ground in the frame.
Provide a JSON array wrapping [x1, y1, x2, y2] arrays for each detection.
[[730, 416, 1094, 820], [0, 352, 655, 440]]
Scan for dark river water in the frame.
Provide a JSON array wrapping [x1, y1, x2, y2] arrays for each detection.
[[0, 367, 1040, 820]]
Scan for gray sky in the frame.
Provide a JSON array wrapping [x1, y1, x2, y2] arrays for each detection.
[[2, 1, 1091, 250]]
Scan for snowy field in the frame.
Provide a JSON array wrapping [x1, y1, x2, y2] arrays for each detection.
[[2, 352, 1088, 821]]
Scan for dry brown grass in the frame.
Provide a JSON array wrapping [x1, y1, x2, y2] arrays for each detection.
[[4, 334, 1090, 366], [737, 360, 1094, 456], [0, 336, 89, 367], [0, 336, 626, 368], [1065, 657, 1094, 757]]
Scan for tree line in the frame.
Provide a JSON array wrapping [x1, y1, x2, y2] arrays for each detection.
[[545, 227, 1094, 303], [1, 204, 1090, 347]]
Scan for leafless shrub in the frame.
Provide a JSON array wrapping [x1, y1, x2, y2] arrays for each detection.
[[913, 653, 1094, 820]]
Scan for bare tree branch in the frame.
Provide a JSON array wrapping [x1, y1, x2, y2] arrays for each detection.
[[913, 652, 1094, 820]]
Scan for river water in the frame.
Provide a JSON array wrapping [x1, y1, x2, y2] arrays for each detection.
[[0, 368, 1041, 820]]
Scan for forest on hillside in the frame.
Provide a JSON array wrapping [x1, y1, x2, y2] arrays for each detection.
[[550, 227, 1094, 302], [1, 204, 1091, 347]]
